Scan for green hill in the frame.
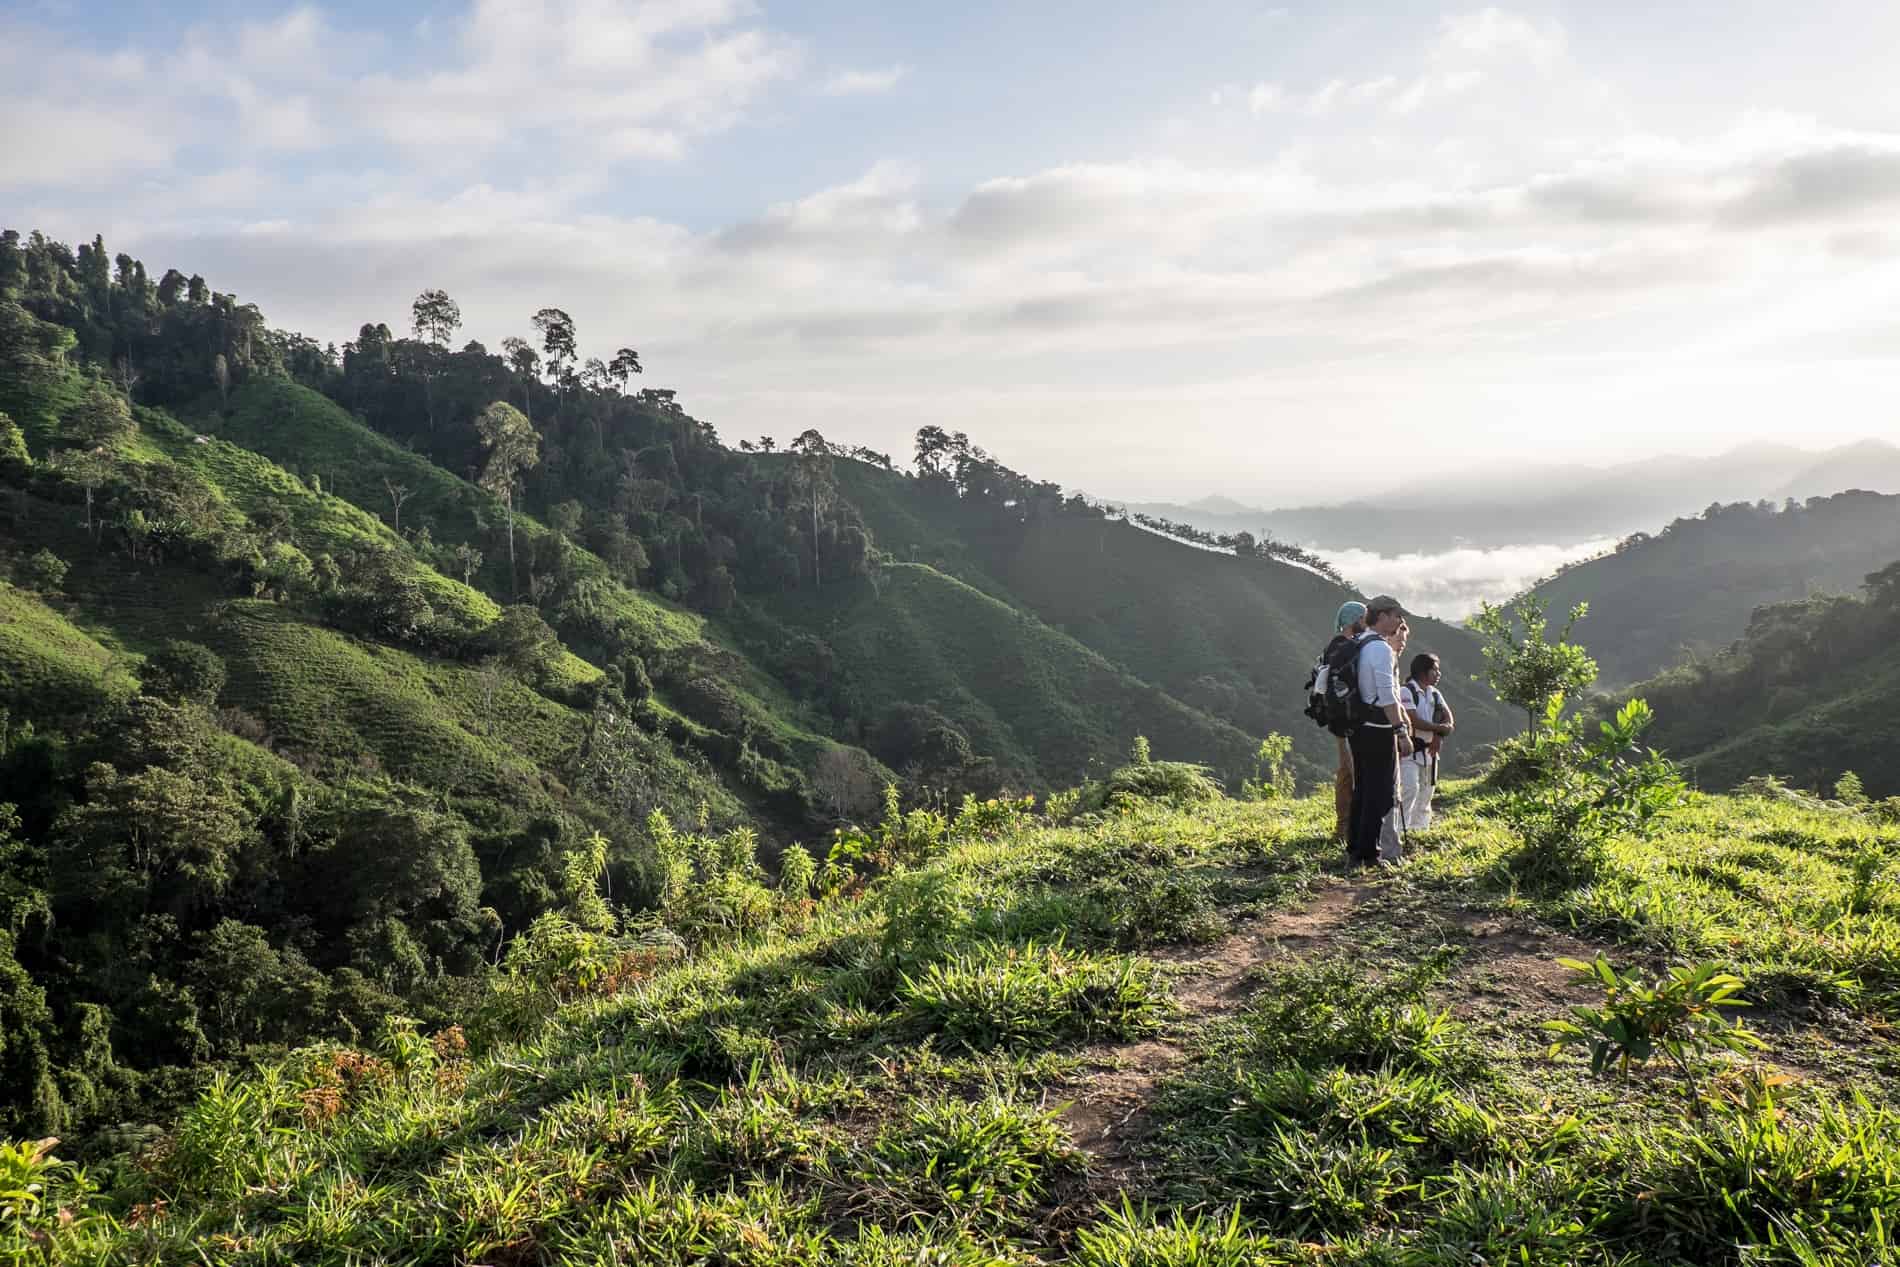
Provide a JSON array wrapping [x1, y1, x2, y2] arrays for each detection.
[[20, 783, 1900, 1264], [770, 562, 1261, 787], [1529, 491, 1900, 687], [1617, 569, 1900, 798], [9, 228, 1513, 1145], [834, 459, 1514, 776]]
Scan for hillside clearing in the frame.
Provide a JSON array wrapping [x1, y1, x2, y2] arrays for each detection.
[[21, 785, 1900, 1265]]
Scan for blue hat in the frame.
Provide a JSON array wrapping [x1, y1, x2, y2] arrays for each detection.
[[1335, 601, 1367, 632]]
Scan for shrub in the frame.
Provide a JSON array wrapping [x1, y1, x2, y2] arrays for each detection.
[[1240, 733, 1295, 801], [1835, 771, 1870, 807], [16, 549, 67, 594], [1103, 760, 1221, 806], [951, 793, 1035, 841], [1500, 697, 1684, 886], [899, 940, 1165, 1050], [860, 1094, 1077, 1226], [142, 639, 226, 706], [1542, 955, 1763, 1112]]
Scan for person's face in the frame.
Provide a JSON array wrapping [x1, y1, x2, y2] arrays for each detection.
[[1421, 662, 1441, 687], [1372, 608, 1402, 636], [1389, 620, 1409, 652]]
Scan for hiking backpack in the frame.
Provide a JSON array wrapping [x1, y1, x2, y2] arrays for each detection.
[[1301, 634, 1349, 730], [1321, 633, 1380, 737]]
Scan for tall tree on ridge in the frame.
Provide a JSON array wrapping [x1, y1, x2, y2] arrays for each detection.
[[608, 346, 642, 395], [500, 337, 539, 424], [410, 289, 461, 432], [530, 308, 576, 418], [476, 401, 540, 599]]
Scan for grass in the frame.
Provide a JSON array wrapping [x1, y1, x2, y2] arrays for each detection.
[[15, 781, 1900, 1264], [0, 580, 138, 721]]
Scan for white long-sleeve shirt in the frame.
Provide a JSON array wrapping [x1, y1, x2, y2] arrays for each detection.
[[1355, 633, 1399, 723]]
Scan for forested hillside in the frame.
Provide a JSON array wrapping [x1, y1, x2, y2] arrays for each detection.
[[0, 227, 1447, 1144], [1527, 491, 1900, 686], [1615, 559, 1900, 797], [832, 458, 1512, 768]]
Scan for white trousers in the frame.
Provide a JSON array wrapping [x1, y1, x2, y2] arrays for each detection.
[[1400, 758, 1434, 832], [1381, 758, 1435, 859]]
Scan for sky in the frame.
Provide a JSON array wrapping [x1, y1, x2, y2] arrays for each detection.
[[8, 0, 1900, 503]]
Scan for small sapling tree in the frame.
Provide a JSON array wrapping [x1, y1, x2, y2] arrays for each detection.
[[1543, 955, 1763, 1114], [1471, 597, 1598, 736]]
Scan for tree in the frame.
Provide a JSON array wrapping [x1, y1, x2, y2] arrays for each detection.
[[64, 385, 134, 448], [474, 605, 561, 682], [530, 308, 576, 415], [212, 352, 230, 412], [411, 288, 461, 348], [1867, 560, 1900, 612], [500, 337, 540, 423], [383, 477, 413, 534], [608, 347, 642, 394], [813, 746, 880, 819], [475, 401, 540, 597], [788, 429, 834, 588], [143, 640, 226, 705], [17, 549, 67, 594], [48, 448, 114, 537], [410, 289, 462, 432], [52, 762, 252, 921], [1470, 597, 1599, 735], [451, 542, 483, 584]]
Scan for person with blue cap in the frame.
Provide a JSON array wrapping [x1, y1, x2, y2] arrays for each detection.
[[1325, 600, 1368, 842]]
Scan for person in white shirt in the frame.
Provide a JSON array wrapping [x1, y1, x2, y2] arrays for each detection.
[[1346, 596, 1413, 867], [1400, 653, 1454, 833]]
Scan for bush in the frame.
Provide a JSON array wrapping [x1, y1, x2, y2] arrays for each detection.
[[142, 639, 226, 706], [16, 549, 67, 594], [898, 939, 1165, 1049], [1500, 697, 1684, 886], [1104, 759, 1221, 805]]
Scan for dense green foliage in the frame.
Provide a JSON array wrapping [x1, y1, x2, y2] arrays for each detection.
[[1528, 490, 1900, 686], [11, 776, 1900, 1263], [1612, 562, 1900, 797], [1, 227, 1454, 1145]]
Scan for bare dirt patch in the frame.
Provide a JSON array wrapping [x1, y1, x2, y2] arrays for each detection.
[[1059, 881, 1374, 1167]]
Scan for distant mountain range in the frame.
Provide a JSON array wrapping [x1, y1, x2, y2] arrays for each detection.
[[1111, 439, 1900, 555]]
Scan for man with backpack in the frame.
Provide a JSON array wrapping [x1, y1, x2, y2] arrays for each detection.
[[1340, 595, 1413, 868]]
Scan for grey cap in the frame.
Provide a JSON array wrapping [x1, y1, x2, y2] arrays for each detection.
[[1365, 594, 1408, 620]]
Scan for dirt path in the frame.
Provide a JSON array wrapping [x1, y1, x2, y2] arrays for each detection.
[[1056, 883, 1373, 1169]]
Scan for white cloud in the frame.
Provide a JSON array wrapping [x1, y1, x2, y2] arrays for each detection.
[[1433, 7, 1565, 70], [0, 0, 798, 194], [821, 64, 908, 96], [1247, 81, 1284, 114]]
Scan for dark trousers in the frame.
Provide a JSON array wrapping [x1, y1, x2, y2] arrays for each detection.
[[1347, 725, 1398, 864]]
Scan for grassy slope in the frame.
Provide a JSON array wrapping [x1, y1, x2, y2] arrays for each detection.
[[1531, 491, 1900, 687], [198, 380, 857, 767], [837, 461, 1512, 777], [33, 786, 1900, 1264], [199, 379, 696, 653], [0, 580, 138, 720], [773, 563, 1261, 785]]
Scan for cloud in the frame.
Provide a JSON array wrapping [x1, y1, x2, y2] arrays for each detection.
[[1722, 145, 1900, 226], [1318, 539, 1621, 619], [1433, 7, 1565, 70], [821, 64, 908, 96], [0, 0, 798, 195]]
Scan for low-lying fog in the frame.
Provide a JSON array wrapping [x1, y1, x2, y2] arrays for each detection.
[[1314, 538, 1622, 623]]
